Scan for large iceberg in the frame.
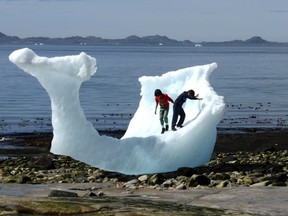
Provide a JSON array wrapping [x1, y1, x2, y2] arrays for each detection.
[[9, 48, 225, 175]]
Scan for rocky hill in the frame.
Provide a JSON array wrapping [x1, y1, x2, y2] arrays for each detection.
[[0, 32, 286, 46]]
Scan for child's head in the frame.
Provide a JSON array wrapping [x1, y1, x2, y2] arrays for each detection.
[[154, 89, 162, 97], [187, 89, 195, 97]]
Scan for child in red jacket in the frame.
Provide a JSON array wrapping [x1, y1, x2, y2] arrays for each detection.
[[154, 89, 174, 134]]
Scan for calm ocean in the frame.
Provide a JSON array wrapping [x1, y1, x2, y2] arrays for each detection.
[[0, 45, 288, 133]]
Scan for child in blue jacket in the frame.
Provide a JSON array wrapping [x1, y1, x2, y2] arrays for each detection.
[[171, 90, 202, 131]]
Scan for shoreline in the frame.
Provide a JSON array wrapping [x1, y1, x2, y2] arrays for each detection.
[[1, 127, 288, 215], [2, 127, 288, 152]]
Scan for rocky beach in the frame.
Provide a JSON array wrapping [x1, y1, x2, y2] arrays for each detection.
[[0, 128, 288, 215], [1, 31, 288, 215]]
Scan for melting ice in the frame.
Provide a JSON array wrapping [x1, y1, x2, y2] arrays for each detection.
[[9, 48, 225, 175]]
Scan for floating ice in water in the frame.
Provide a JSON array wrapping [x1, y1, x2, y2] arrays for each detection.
[[9, 48, 225, 175]]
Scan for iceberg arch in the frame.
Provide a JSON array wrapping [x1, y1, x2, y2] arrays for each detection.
[[9, 48, 225, 175]]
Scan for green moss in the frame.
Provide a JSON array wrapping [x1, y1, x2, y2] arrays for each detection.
[[17, 199, 96, 214]]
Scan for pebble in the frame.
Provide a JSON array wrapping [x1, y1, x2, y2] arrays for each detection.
[[0, 150, 287, 189]]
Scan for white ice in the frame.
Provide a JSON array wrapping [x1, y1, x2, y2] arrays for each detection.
[[9, 48, 225, 175]]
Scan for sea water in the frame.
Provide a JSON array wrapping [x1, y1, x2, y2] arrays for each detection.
[[0, 45, 288, 133]]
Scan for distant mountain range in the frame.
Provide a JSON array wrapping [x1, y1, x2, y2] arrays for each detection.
[[0, 32, 287, 46]]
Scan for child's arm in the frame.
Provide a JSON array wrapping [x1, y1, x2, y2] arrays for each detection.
[[168, 95, 174, 104], [188, 93, 202, 100], [195, 94, 203, 100], [154, 100, 159, 114]]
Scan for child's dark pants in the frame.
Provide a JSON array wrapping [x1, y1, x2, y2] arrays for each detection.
[[172, 104, 185, 128]]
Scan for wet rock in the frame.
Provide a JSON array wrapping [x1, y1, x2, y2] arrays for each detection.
[[250, 180, 271, 187], [272, 182, 287, 186], [241, 177, 254, 186], [216, 180, 230, 188], [176, 183, 186, 190], [83, 192, 97, 197], [33, 155, 54, 170], [210, 172, 231, 180], [188, 174, 211, 187], [48, 190, 78, 197], [162, 179, 174, 188], [124, 179, 139, 188], [87, 176, 96, 182], [19, 175, 32, 184], [138, 174, 149, 182], [176, 167, 195, 176], [4, 177, 17, 183], [97, 191, 105, 196], [148, 174, 165, 186], [276, 173, 288, 182]]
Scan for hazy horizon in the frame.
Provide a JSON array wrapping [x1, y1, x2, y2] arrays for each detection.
[[0, 0, 288, 42], [1, 32, 284, 44]]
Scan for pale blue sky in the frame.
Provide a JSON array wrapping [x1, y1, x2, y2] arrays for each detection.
[[1, 0, 287, 42]]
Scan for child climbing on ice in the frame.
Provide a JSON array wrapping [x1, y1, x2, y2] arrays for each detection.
[[171, 89, 202, 131], [154, 89, 174, 134]]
